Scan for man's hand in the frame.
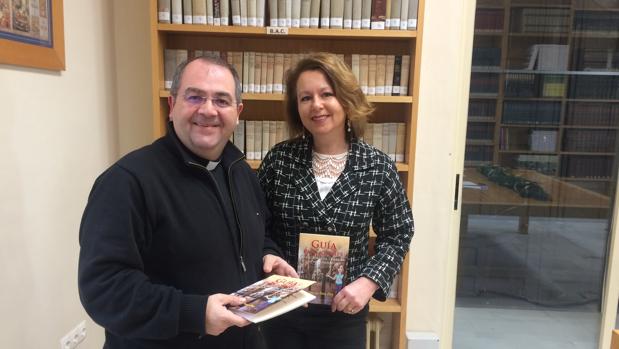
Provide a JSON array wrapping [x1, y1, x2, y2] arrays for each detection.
[[205, 294, 250, 336], [331, 276, 378, 314], [263, 254, 299, 278]]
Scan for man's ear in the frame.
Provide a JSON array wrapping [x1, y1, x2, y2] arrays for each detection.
[[167, 96, 175, 120]]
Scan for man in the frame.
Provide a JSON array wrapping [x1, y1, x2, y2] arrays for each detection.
[[78, 56, 294, 348]]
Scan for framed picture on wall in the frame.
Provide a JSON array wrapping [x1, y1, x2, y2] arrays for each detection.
[[0, 0, 64, 71]]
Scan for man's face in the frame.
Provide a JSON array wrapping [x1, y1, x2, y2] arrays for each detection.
[[168, 60, 243, 160]]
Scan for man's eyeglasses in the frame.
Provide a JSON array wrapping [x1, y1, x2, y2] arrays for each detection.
[[182, 93, 236, 109]]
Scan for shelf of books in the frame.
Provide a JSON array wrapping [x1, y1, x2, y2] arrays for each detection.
[[150, 0, 423, 348], [466, 0, 619, 196]]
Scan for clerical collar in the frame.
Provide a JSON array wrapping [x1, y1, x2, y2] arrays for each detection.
[[206, 160, 220, 171]]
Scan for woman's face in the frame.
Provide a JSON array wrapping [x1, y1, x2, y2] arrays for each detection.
[[296, 70, 346, 143]]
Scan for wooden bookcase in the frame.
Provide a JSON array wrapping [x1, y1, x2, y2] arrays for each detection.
[[149, 1, 424, 347], [466, 0, 619, 197]]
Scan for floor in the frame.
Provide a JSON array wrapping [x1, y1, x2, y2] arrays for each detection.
[[452, 215, 610, 349]]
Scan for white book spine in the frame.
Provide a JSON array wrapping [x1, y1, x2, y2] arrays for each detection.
[[207, 0, 214, 24], [286, 0, 292, 27], [292, 0, 301, 27]]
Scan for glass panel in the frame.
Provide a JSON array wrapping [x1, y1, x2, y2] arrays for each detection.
[[455, 0, 619, 347]]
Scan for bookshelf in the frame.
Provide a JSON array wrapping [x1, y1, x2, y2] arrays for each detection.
[[149, 1, 424, 348], [467, 0, 619, 197]]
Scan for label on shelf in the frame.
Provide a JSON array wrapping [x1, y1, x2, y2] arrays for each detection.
[[267, 27, 289, 35]]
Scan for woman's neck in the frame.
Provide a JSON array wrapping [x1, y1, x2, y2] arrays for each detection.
[[312, 135, 349, 155]]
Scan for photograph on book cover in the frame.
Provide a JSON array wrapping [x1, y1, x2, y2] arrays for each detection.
[[0, 0, 65, 70], [298, 233, 350, 305]]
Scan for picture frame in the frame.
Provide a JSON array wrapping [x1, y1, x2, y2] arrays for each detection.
[[0, 0, 65, 71]]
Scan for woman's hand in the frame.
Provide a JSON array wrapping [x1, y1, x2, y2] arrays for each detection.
[[331, 276, 378, 314], [263, 254, 299, 278]]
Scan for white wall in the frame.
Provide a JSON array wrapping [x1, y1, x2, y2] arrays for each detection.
[[0, 1, 150, 348], [408, 0, 475, 348]]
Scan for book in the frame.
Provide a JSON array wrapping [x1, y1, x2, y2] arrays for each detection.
[[385, 0, 392, 29], [245, 120, 255, 159], [370, 0, 386, 30], [240, 0, 248, 25], [254, 120, 263, 160], [399, 0, 409, 30], [171, 0, 183, 24], [359, 54, 369, 94], [292, 0, 301, 27], [407, 0, 418, 29], [400, 54, 410, 95], [310, 0, 321, 28], [361, 0, 371, 29], [285, 0, 292, 27], [343, 0, 353, 28], [274, 53, 284, 93], [248, 0, 257, 26], [298, 233, 350, 305], [256, 0, 266, 26], [266, 53, 275, 93], [268, 0, 278, 26], [207, 0, 214, 25], [213, 0, 221, 25], [352, 0, 362, 29], [321, 0, 331, 28], [221, 0, 230, 25], [183, 0, 193, 24], [158, 0, 171, 23], [375, 55, 386, 95], [277, 0, 287, 26], [390, 0, 401, 29], [330, 0, 344, 29], [368, 54, 377, 95], [300, 0, 311, 27], [234, 120, 245, 153], [232, 0, 242, 25], [385, 54, 395, 95], [229, 275, 315, 323], [395, 122, 405, 162]]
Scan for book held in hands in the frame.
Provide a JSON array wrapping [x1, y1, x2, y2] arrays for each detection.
[[298, 233, 350, 305], [229, 275, 315, 323]]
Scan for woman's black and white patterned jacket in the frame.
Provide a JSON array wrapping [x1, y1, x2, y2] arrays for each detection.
[[257, 137, 414, 300]]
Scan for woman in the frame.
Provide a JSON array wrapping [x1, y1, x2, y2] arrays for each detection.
[[258, 52, 414, 348]]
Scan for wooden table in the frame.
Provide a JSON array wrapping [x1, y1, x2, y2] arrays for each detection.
[[461, 168, 611, 234]]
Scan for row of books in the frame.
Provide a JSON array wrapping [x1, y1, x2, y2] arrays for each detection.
[[465, 145, 493, 162], [560, 155, 613, 179], [474, 8, 503, 32], [472, 47, 501, 68], [572, 48, 619, 72], [468, 100, 496, 118], [563, 129, 616, 153], [164, 49, 411, 96], [569, 76, 619, 100], [157, 0, 419, 30], [502, 101, 561, 125], [504, 73, 566, 98], [565, 102, 619, 127], [511, 7, 570, 34], [466, 123, 494, 141], [232, 120, 407, 161], [573, 10, 619, 33], [498, 128, 557, 152], [469, 73, 499, 95]]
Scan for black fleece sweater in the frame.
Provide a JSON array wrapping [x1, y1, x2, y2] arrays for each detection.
[[78, 129, 278, 348]]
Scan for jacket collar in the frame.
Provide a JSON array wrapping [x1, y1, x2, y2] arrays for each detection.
[[164, 121, 245, 170]]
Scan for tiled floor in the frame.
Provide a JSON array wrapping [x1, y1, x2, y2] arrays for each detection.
[[453, 215, 608, 348], [453, 305, 600, 348]]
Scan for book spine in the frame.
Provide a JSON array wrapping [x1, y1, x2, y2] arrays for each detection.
[[232, 0, 241, 25], [407, 0, 418, 29], [248, 0, 257, 26], [192, 0, 207, 24], [321, 0, 331, 28], [375, 55, 386, 95], [400, 55, 410, 95], [310, 0, 320, 28], [240, 0, 248, 25], [274, 53, 284, 93], [392, 55, 401, 95], [171, 0, 183, 23], [300, 0, 311, 27], [262, 120, 270, 158], [207, 0, 214, 25], [246, 121, 255, 159], [234, 120, 245, 154], [278, 0, 287, 26], [248, 52, 256, 93], [371, 0, 386, 30], [331, 0, 344, 29], [213, 0, 221, 25], [254, 120, 262, 160], [256, 0, 266, 26], [352, 0, 362, 29], [292, 0, 301, 27], [361, 0, 371, 29], [385, 54, 395, 95], [183, 0, 193, 23], [268, 0, 278, 26], [399, 0, 408, 29], [395, 123, 405, 162], [221, 0, 230, 25], [343, 0, 353, 29], [164, 49, 177, 89], [390, 0, 401, 29], [286, 0, 292, 27], [368, 54, 377, 95], [360, 54, 369, 94], [158, 0, 171, 23], [254, 52, 263, 93]]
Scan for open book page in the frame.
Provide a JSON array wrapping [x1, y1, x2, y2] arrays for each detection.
[[298, 233, 350, 305], [229, 275, 315, 323]]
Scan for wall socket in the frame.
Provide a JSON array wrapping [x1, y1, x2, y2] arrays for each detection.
[[59, 320, 87, 349]]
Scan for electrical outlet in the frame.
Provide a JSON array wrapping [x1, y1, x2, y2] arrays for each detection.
[[59, 321, 87, 349]]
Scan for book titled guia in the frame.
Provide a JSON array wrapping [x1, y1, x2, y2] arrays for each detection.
[[298, 233, 350, 305], [229, 275, 315, 323]]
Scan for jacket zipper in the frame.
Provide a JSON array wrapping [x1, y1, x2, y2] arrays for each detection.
[[188, 158, 247, 273]]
